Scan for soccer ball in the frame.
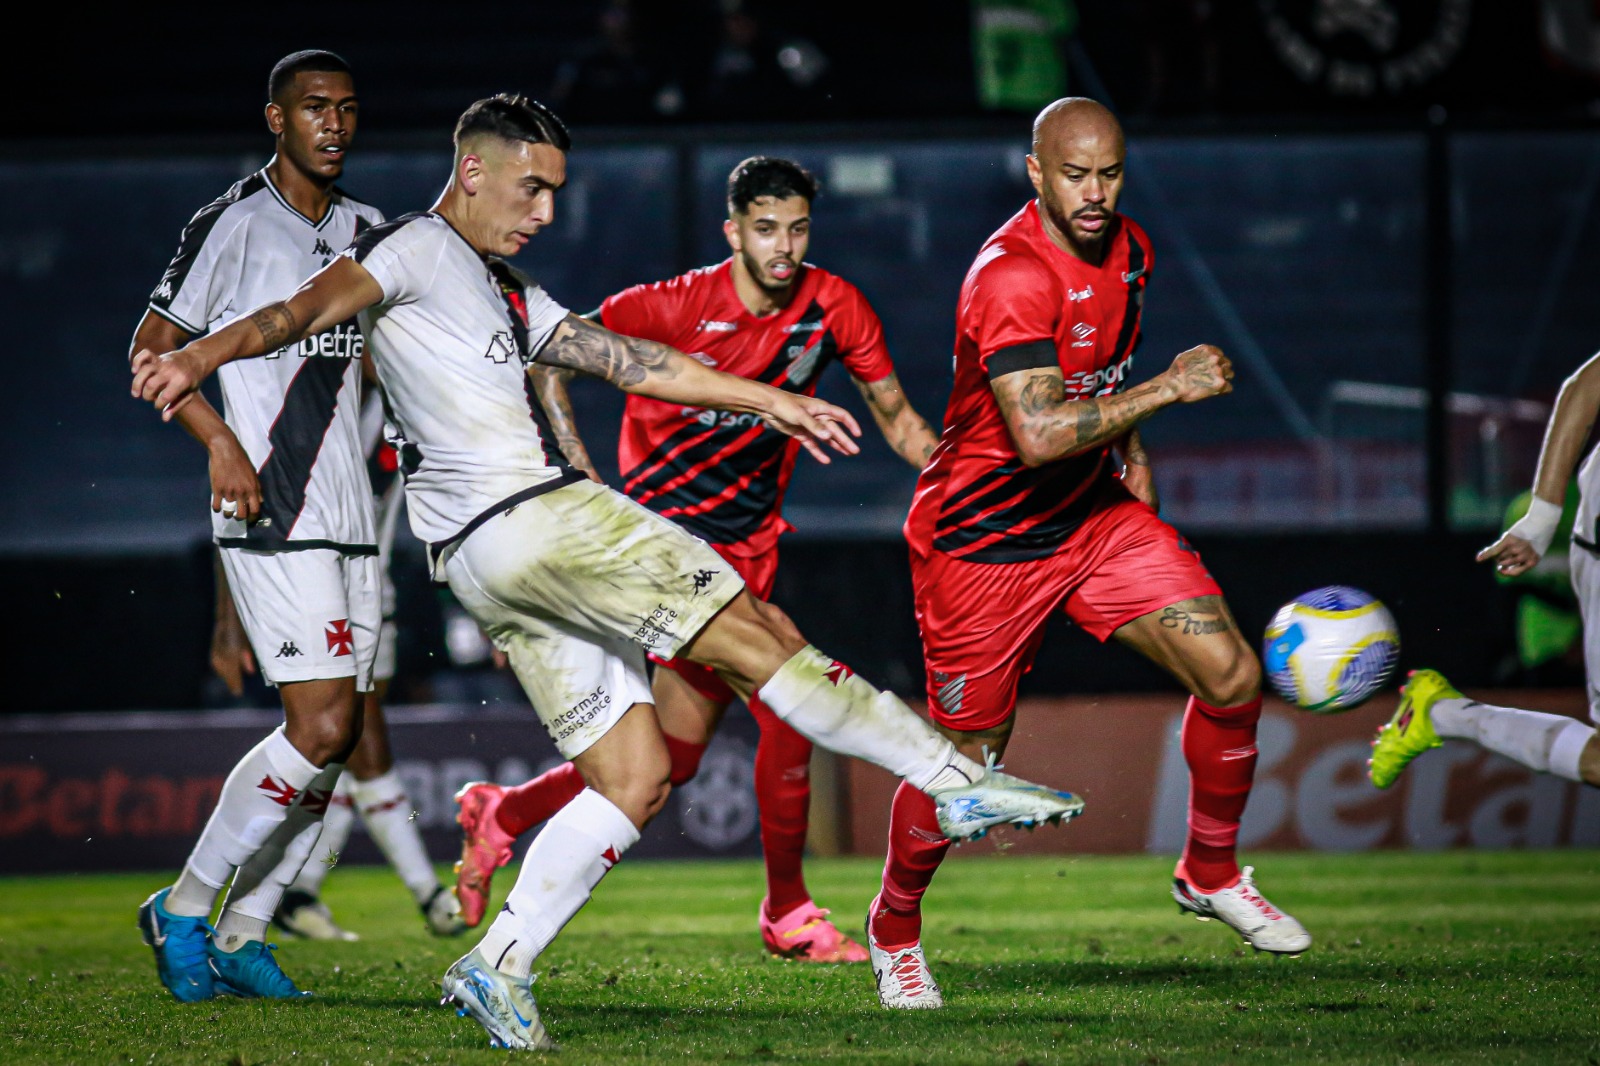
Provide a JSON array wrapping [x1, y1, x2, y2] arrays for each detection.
[[1262, 586, 1400, 713]]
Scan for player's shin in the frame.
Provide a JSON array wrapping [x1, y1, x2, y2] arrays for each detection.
[[351, 769, 439, 904], [168, 726, 325, 917], [870, 782, 951, 948], [755, 646, 982, 794], [749, 700, 813, 916], [215, 762, 343, 949], [474, 789, 640, 978], [1179, 695, 1261, 891], [1433, 699, 1596, 782], [290, 775, 354, 897]]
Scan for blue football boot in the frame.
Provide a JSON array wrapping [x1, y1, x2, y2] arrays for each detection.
[[137, 887, 215, 1002], [208, 940, 311, 999]]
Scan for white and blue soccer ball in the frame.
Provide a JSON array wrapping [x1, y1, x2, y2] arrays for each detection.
[[1262, 586, 1400, 713]]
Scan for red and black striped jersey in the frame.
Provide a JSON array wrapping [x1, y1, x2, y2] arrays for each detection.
[[905, 201, 1153, 565], [604, 259, 894, 556]]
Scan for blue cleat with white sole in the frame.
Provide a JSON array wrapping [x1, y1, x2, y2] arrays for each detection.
[[441, 947, 557, 1051], [208, 940, 311, 999], [138, 887, 215, 1002], [930, 753, 1085, 842]]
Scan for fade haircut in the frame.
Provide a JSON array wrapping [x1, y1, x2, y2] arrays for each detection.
[[268, 50, 352, 103], [727, 156, 819, 215], [454, 93, 572, 155]]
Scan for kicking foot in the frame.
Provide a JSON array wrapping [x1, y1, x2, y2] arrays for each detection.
[[931, 753, 1085, 843], [137, 887, 215, 1002], [1368, 669, 1458, 789], [274, 888, 359, 942], [760, 898, 868, 963], [208, 940, 311, 998], [423, 885, 468, 937], [1173, 864, 1311, 955], [453, 782, 516, 928], [441, 947, 557, 1051]]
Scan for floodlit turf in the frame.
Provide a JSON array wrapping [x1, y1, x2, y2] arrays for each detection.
[[3, 850, 1598, 1064]]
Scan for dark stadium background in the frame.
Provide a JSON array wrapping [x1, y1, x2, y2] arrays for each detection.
[[4, 0, 1598, 719]]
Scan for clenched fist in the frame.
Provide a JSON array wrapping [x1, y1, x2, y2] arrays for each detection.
[[1163, 344, 1233, 404]]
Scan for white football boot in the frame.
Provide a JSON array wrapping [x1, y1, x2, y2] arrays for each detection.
[[865, 902, 944, 1010], [930, 752, 1085, 843], [441, 947, 557, 1051], [274, 889, 359, 942], [1172, 865, 1311, 955]]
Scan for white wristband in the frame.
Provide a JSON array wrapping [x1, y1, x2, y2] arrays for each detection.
[[1505, 496, 1562, 558]]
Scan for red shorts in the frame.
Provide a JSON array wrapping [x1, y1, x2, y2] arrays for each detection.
[[650, 545, 779, 706], [914, 496, 1220, 732]]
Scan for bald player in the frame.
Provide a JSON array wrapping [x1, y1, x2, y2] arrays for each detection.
[[863, 98, 1313, 1010]]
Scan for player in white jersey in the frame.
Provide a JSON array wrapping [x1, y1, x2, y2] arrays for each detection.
[[1370, 350, 1600, 791], [209, 391, 468, 941], [130, 51, 390, 1002], [132, 93, 1084, 1049]]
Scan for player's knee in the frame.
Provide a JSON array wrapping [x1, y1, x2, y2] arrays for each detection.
[[1193, 642, 1261, 711], [290, 709, 362, 767], [685, 593, 805, 685]]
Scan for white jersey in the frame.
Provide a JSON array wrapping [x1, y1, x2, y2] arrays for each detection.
[[149, 169, 385, 553], [1576, 445, 1600, 553], [347, 212, 582, 549]]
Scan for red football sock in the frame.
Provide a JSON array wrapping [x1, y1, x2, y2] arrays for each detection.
[[1180, 694, 1262, 892], [495, 763, 586, 837], [749, 696, 813, 918], [493, 735, 707, 839], [664, 733, 707, 786], [870, 781, 951, 949]]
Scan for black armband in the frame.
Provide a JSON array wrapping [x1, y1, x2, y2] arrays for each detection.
[[986, 339, 1058, 380]]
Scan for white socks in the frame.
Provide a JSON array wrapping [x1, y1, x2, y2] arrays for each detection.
[[756, 646, 983, 795], [214, 762, 343, 949], [351, 769, 440, 905], [291, 774, 354, 896], [477, 789, 639, 979], [168, 726, 323, 918], [1432, 698, 1595, 782]]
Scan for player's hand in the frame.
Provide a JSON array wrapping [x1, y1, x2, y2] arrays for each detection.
[[210, 614, 257, 698], [210, 439, 262, 524], [759, 392, 862, 465], [1164, 344, 1233, 404], [131, 347, 205, 421], [1476, 531, 1541, 577]]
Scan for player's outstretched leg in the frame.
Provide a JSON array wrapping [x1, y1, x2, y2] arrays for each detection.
[[1116, 596, 1310, 955], [1370, 669, 1600, 788], [684, 595, 1084, 842]]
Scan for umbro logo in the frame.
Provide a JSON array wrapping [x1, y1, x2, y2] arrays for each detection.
[[1123, 267, 1145, 283], [1070, 322, 1097, 349], [909, 825, 946, 843], [276, 641, 302, 658], [312, 238, 336, 257]]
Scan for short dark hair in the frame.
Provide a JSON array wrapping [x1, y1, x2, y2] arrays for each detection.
[[268, 50, 352, 103], [454, 93, 572, 153], [727, 156, 819, 215]]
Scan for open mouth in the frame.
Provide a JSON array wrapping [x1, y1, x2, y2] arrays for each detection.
[[768, 260, 795, 281], [317, 144, 347, 162], [1075, 214, 1108, 232]]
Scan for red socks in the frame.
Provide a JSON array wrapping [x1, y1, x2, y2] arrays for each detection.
[[870, 781, 951, 949], [748, 696, 814, 918], [1180, 694, 1262, 892], [494, 735, 708, 838]]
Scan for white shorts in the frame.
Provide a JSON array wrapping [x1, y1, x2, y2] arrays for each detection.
[[373, 477, 405, 684], [220, 546, 380, 692], [1570, 543, 1600, 724], [441, 480, 745, 759]]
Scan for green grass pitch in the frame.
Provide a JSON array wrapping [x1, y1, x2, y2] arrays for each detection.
[[3, 850, 1597, 1064]]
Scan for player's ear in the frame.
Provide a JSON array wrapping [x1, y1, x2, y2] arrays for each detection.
[[265, 102, 285, 137], [1024, 153, 1044, 195], [459, 153, 483, 195], [723, 217, 741, 253]]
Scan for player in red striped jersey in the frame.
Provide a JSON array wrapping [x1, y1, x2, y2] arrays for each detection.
[[453, 156, 939, 963], [865, 99, 1313, 1010]]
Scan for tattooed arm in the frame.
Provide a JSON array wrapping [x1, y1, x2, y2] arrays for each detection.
[[990, 343, 1233, 468], [853, 371, 939, 469], [537, 313, 863, 465], [528, 364, 601, 482], [1116, 428, 1158, 509], [132, 257, 385, 420]]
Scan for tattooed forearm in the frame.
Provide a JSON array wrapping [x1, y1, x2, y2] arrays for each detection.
[[1121, 428, 1151, 466], [538, 314, 683, 389], [995, 370, 1172, 466], [1157, 596, 1232, 636], [249, 303, 299, 349], [858, 374, 939, 469], [528, 365, 598, 478]]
